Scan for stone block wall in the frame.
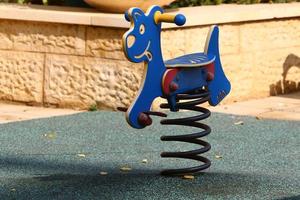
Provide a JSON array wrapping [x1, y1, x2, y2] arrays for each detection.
[[0, 17, 299, 110]]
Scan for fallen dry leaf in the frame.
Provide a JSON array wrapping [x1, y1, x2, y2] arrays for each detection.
[[120, 166, 132, 172], [100, 171, 108, 175], [234, 121, 244, 125], [43, 131, 57, 139], [183, 175, 195, 180], [255, 116, 262, 120], [77, 153, 86, 158]]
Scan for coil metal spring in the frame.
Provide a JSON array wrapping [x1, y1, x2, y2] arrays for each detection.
[[160, 89, 212, 176]]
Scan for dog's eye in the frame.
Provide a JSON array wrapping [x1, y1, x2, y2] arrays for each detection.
[[139, 24, 145, 35]]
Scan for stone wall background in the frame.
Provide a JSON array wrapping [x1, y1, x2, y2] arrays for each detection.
[[0, 18, 299, 110]]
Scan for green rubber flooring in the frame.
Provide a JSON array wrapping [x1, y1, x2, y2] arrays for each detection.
[[0, 111, 299, 200]]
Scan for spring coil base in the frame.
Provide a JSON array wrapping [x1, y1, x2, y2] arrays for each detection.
[[160, 90, 212, 176]]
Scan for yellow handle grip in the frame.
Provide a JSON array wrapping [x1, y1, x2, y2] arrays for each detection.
[[154, 11, 186, 26], [154, 11, 175, 24]]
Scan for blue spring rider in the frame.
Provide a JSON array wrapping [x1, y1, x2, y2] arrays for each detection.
[[119, 5, 231, 176]]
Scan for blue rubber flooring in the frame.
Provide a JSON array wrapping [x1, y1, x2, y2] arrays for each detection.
[[0, 111, 299, 200]]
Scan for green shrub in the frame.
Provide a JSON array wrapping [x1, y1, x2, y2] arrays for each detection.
[[0, 0, 64, 5], [168, 0, 300, 7], [88, 104, 98, 112], [168, 0, 221, 8], [1, 0, 300, 7]]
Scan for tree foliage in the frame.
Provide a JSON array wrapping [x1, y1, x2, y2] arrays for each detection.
[[168, 0, 300, 8], [0, 0, 300, 7]]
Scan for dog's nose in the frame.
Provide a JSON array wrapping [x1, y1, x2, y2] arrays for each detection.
[[127, 35, 135, 48]]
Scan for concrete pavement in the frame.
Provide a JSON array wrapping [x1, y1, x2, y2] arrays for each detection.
[[0, 92, 299, 124], [210, 92, 300, 121], [0, 103, 81, 124], [0, 92, 300, 124]]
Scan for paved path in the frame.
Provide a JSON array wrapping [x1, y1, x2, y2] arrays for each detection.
[[210, 92, 300, 121], [0, 92, 299, 124], [0, 103, 81, 124]]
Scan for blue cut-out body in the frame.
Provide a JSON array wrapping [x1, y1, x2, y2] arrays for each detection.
[[122, 6, 231, 129]]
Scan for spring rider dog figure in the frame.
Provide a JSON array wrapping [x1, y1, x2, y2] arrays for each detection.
[[119, 5, 231, 175]]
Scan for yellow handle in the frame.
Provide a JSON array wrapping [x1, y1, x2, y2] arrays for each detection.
[[154, 11, 176, 24], [154, 11, 186, 26]]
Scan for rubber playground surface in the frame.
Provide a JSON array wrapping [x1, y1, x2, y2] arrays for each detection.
[[0, 111, 299, 200]]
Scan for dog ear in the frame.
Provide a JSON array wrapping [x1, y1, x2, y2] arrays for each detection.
[[124, 11, 130, 22], [130, 8, 145, 22]]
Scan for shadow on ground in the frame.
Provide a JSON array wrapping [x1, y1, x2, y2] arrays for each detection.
[[0, 155, 292, 200]]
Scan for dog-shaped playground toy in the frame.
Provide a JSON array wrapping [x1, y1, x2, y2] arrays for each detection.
[[119, 5, 231, 175]]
